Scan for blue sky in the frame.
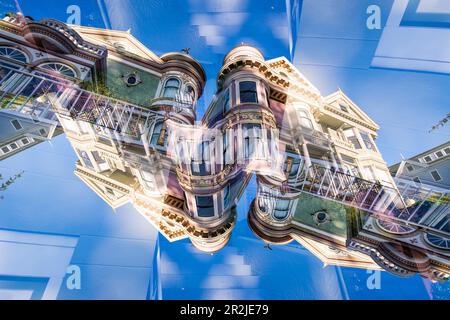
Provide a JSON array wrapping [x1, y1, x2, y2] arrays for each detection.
[[0, 0, 449, 299]]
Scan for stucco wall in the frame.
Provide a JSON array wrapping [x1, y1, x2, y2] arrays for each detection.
[[106, 60, 160, 107]]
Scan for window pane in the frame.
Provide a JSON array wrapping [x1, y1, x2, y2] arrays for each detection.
[[196, 195, 215, 217], [360, 131, 375, 150], [163, 78, 180, 98], [430, 170, 442, 181], [239, 81, 256, 91], [239, 81, 258, 103]]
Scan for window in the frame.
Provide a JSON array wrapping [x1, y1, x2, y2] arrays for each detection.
[[425, 233, 450, 249], [363, 166, 376, 181], [21, 138, 30, 145], [297, 110, 313, 129], [374, 168, 392, 185], [423, 155, 432, 163], [284, 156, 301, 179], [10, 119, 22, 131], [151, 121, 168, 147], [105, 187, 115, 198], [185, 85, 195, 103], [413, 177, 421, 184], [406, 164, 414, 172], [341, 154, 355, 163], [38, 63, 76, 78], [273, 199, 290, 220], [191, 141, 210, 175], [1, 146, 9, 154], [224, 184, 231, 208], [430, 170, 442, 182], [339, 104, 349, 113], [343, 128, 362, 149], [162, 78, 180, 98], [223, 131, 232, 165], [239, 81, 258, 103], [91, 151, 106, 164], [444, 147, 450, 155], [0, 47, 28, 63], [141, 171, 155, 188], [360, 131, 375, 150], [9, 142, 18, 150], [223, 89, 230, 114], [196, 195, 215, 217], [435, 151, 444, 158], [77, 149, 94, 169], [39, 128, 47, 137], [243, 124, 262, 159], [123, 73, 141, 86]]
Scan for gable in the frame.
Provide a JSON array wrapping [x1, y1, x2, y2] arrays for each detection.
[[71, 25, 163, 63], [267, 57, 321, 96], [74, 169, 130, 209], [324, 90, 379, 130]]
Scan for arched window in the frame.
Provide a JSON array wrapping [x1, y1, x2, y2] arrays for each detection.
[[297, 110, 313, 129], [37, 62, 76, 78], [273, 199, 290, 220], [163, 78, 180, 98], [0, 47, 28, 63], [425, 234, 450, 250]]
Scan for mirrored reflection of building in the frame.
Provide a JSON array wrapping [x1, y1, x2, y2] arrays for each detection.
[[0, 14, 448, 282]]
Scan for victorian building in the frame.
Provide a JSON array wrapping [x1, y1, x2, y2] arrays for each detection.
[[389, 141, 450, 189], [0, 14, 448, 280]]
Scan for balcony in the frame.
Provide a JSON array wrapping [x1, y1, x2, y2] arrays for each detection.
[[0, 65, 163, 141], [268, 162, 450, 236], [326, 128, 354, 149]]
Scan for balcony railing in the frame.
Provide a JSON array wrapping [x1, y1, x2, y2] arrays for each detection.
[[260, 162, 449, 235], [0, 65, 166, 139]]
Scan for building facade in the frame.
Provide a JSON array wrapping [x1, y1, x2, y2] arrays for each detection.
[[0, 14, 448, 281], [390, 141, 450, 189]]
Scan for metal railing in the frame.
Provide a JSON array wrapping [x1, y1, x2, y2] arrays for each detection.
[[0, 65, 168, 138], [259, 162, 449, 235], [0, 65, 198, 139]]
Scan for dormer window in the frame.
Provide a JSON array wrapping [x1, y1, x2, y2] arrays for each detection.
[[113, 42, 127, 52], [339, 104, 349, 113], [163, 78, 180, 98]]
